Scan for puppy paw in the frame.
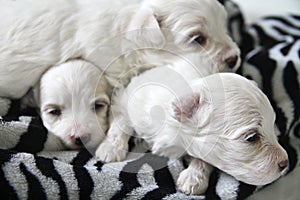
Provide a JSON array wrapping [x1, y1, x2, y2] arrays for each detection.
[[177, 168, 209, 195], [95, 140, 128, 163]]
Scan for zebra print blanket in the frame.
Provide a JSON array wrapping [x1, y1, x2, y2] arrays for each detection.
[[1, 1, 299, 199], [239, 15, 300, 173]]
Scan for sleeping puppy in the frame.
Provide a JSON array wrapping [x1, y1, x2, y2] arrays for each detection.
[[96, 56, 289, 194], [0, 0, 240, 99], [31, 60, 111, 149]]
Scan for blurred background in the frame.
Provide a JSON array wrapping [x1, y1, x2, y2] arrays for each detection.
[[232, 0, 300, 24]]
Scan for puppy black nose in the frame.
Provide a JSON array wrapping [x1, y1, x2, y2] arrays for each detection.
[[75, 135, 90, 146], [225, 55, 238, 69], [278, 159, 289, 171], [75, 137, 83, 146]]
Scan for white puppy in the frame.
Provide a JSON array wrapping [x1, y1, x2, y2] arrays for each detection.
[[0, 0, 240, 99], [31, 60, 111, 149], [96, 56, 289, 194]]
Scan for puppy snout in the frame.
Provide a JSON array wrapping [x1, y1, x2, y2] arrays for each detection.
[[225, 55, 238, 69], [74, 135, 91, 146], [278, 159, 289, 172]]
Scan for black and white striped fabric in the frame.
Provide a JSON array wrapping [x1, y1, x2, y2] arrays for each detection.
[[1, 1, 299, 199], [0, 101, 254, 200], [239, 15, 300, 172]]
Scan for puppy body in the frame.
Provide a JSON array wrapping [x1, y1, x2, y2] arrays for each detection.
[[0, 0, 240, 98], [34, 60, 110, 149], [96, 57, 289, 194]]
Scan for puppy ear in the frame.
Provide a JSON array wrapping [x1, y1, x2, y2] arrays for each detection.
[[123, 7, 165, 51], [172, 93, 202, 123]]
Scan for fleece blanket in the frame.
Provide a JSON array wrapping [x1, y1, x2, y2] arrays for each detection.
[[1, 1, 299, 199]]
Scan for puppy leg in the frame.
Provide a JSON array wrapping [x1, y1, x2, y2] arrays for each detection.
[[177, 157, 213, 195], [95, 116, 132, 162]]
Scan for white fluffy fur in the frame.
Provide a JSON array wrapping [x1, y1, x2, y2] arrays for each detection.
[[96, 56, 289, 194], [34, 60, 110, 150], [0, 0, 240, 98]]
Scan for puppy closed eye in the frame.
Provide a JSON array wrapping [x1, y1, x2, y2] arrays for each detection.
[[244, 133, 260, 143], [46, 107, 62, 117], [93, 102, 107, 112]]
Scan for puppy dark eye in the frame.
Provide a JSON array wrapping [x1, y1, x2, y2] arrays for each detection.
[[245, 133, 260, 143], [93, 103, 105, 112], [193, 35, 207, 46], [49, 109, 61, 116]]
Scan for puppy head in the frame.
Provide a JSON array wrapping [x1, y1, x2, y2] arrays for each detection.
[[38, 60, 110, 150], [172, 73, 288, 185], [125, 0, 240, 72]]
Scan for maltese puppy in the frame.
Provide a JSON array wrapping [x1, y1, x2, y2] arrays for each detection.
[[0, 0, 240, 99], [96, 56, 289, 195], [31, 60, 111, 149]]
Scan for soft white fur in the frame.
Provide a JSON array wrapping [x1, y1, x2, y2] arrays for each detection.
[[0, 0, 240, 99], [96, 56, 289, 194], [33, 60, 110, 150]]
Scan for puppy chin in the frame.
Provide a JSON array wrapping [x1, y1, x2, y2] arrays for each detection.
[[218, 147, 289, 186], [232, 166, 283, 186], [58, 131, 106, 150], [63, 141, 81, 150]]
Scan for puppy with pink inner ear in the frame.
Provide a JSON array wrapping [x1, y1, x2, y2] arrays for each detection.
[[33, 60, 111, 149], [96, 56, 289, 195]]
